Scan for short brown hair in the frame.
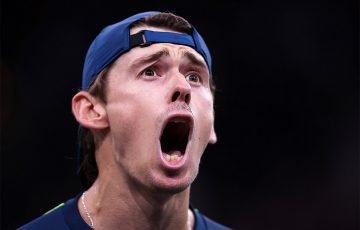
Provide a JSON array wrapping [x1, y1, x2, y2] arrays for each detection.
[[79, 12, 215, 189]]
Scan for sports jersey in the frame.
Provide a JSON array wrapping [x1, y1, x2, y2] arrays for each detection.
[[19, 194, 231, 230]]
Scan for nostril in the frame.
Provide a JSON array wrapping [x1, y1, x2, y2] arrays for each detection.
[[172, 91, 180, 102], [185, 94, 191, 104], [171, 91, 191, 104]]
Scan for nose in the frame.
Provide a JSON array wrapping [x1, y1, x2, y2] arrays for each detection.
[[170, 75, 191, 104]]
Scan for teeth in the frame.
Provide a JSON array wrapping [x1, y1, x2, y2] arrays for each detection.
[[165, 155, 171, 161], [164, 154, 183, 162], [172, 118, 185, 123]]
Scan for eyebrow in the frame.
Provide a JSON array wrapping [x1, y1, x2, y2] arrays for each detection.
[[130, 48, 170, 70], [182, 51, 208, 70], [129, 47, 208, 72]]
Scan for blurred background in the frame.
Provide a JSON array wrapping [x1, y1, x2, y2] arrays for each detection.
[[1, 0, 358, 229]]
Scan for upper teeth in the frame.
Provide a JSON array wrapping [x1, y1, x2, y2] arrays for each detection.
[[172, 118, 185, 123]]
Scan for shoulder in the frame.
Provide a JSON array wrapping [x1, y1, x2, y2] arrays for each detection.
[[193, 208, 233, 230], [18, 196, 91, 230], [18, 203, 69, 230]]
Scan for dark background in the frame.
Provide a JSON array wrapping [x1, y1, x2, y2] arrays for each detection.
[[1, 0, 359, 229]]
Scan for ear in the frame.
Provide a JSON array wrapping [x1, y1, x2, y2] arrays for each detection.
[[72, 91, 109, 129], [209, 124, 217, 144]]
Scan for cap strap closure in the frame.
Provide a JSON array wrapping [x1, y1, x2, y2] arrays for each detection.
[[129, 30, 195, 49]]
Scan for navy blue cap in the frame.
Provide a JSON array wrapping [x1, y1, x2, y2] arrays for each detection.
[[82, 11, 212, 90]]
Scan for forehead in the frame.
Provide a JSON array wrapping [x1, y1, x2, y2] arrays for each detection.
[[123, 43, 205, 63]]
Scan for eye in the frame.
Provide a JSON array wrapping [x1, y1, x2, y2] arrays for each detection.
[[142, 68, 157, 77], [185, 73, 201, 84]]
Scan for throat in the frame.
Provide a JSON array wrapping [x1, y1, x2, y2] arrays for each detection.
[[80, 168, 193, 229], [79, 187, 192, 230]]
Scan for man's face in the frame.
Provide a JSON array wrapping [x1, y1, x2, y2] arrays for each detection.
[[102, 27, 216, 194]]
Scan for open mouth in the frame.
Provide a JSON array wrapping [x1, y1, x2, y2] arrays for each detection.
[[160, 117, 192, 164]]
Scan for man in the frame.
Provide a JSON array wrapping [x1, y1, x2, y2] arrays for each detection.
[[20, 11, 231, 230]]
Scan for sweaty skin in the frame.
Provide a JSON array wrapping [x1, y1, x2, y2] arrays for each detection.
[[72, 26, 217, 230]]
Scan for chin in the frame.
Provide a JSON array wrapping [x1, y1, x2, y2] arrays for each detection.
[[149, 169, 198, 195], [154, 182, 190, 195]]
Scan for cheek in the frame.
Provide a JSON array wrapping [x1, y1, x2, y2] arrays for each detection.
[[106, 102, 136, 159], [105, 97, 156, 157], [192, 90, 214, 121], [107, 100, 139, 135], [192, 93, 215, 145], [106, 87, 153, 131]]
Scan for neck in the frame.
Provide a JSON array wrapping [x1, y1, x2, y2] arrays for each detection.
[[78, 172, 193, 230]]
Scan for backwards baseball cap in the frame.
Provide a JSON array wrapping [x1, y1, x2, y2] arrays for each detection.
[[82, 11, 212, 90]]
